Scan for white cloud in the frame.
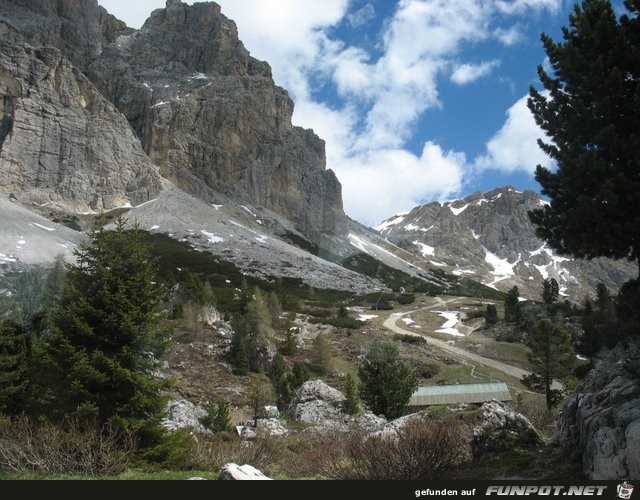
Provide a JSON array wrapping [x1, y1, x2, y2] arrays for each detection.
[[494, 0, 562, 15], [494, 25, 523, 45], [451, 60, 500, 85], [347, 3, 376, 28], [474, 94, 554, 174], [336, 142, 465, 227], [97, 0, 565, 227]]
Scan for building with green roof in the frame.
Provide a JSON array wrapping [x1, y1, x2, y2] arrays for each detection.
[[406, 382, 512, 409]]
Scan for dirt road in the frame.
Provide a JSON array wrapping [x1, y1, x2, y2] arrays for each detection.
[[382, 296, 563, 390]]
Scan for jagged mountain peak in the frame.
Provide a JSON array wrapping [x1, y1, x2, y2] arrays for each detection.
[[376, 186, 635, 302]]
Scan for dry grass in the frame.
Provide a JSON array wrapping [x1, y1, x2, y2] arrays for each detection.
[[0, 415, 134, 476], [324, 416, 473, 480]]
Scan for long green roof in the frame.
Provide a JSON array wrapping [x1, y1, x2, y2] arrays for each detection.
[[407, 382, 512, 407]]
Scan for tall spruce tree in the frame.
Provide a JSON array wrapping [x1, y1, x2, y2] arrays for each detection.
[[522, 318, 575, 412], [38, 219, 169, 445], [504, 286, 522, 323], [527, 1, 640, 278], [0, 320, 29, 415], [542, 278, 560, 304]]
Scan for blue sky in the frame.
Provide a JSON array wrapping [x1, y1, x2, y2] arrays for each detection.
[[96, 0, 622, 227]]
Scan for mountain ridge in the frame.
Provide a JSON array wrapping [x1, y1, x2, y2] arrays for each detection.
[[375, 186, 635, 301]]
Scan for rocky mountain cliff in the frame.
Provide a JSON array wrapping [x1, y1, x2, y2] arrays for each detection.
[[375, 186, 636, 302], [0, 0, 346, 248]]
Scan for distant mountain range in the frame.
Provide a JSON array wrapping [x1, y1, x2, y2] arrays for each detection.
[[374, 186, 635, 301], [0, 0, 634, 303]]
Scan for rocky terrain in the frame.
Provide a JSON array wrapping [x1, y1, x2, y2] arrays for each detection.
[[0, 0, 638, 481], [553, 341, 640, 479], [376, 186, 636, 302], [0, 0, 346, 248]]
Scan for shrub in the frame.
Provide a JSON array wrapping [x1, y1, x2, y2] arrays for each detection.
[[0, 415, 134, 476], [326, 416, 472, 480]]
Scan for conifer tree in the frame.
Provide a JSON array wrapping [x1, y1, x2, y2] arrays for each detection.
[[0, 320, 29, 415], [288, 361, 310, 391], [504, 286, 522, 323], [269, 352, 290, 409], [202, 399, 232, 433], [358, 340, 417, 419], [344, 372, 361, 415], [313, 332, 333, 375], [38, 219, 169, 445], [521, 318, 575, 412], [542, 278, 560, 304], [528, 0, 640, 279], [484, 304, 498, 325]]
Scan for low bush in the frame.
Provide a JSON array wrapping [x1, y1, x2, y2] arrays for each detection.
[[0, 415, 134, 476], [326, 416, 472, 480]]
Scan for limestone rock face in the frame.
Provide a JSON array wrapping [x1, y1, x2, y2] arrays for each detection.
[[0, 0, 130, 69], [0, 43, 162, 211], [287, 379, 346, 423], [553, 342, 640, 479], [0, 0, 347, 246], [88, 0, 347, 245]]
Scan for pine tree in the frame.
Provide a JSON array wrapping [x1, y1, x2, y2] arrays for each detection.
[[38, 219, 169, 445], [344, 372, 361, 415], [0, 319, 29, 415], [288, 361, 310, 391], [542, 278, 560, 304], [202, 399, 232, 433], [521, 318, 575, 412], [527, 0, 640, 279], [269, 352, 290, 409], [504, 286, 522, 323], [313, 332, 333, 375], [358, 340, 418, 419], [249, 374, 275, 428], [484, 304, 498, 325]]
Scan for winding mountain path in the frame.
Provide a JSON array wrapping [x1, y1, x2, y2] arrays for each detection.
[[382, 296, 563, 390]]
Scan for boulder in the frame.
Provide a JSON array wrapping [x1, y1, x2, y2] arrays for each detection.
[[472, 399, 541, 456], [219, 463, 272, 480], [161, 398, 211, 435]]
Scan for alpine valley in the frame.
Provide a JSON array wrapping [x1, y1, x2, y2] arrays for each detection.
[[0, 0, 638, 482]]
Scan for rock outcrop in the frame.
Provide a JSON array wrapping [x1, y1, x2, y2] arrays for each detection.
[[0, 0, 347, 247], [553, 342, 640, 479], [376, 186, 636, 301], [161, 398, 211, 435], [472, 399, 542, 456], [0, 42, 163, 211]]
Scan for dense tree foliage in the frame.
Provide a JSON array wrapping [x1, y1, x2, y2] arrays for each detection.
[[528, 0, 640, 278], [504, 286, 522, 323], [484, 304, 498, 325], [36, 219, 170, 445], [358, 340, 417, 420], [0, 320, 29, 415], [522, 318, 575, 411], [201, 399, 232, 433], [542, 278, 560, 304], [344, 372, 361, 415]]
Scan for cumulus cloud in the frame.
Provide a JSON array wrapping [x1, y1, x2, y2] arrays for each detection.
[[474, 94, 554, 174], [97, 0, 566, 227], [337, 143, 466, 227]]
